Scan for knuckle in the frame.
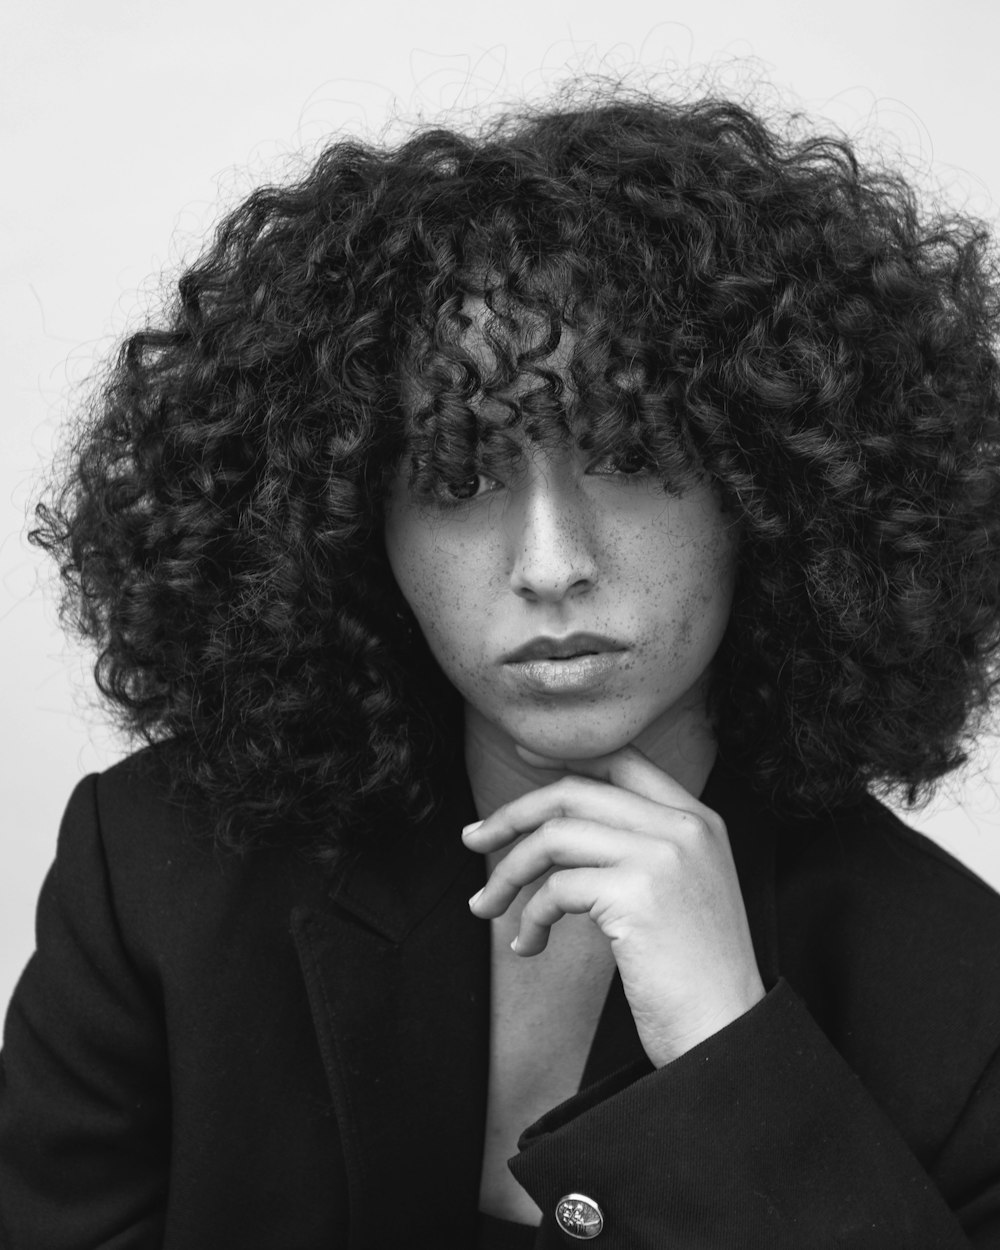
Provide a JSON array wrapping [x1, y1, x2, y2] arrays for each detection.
[[523, 882, 556, 925], [543, 867, 571, 902], [709, 811, 728, 839], [675, 809, 717, 844], [681, 810, 708, 838], [487, 865, 514, 896], [550, 777, 576, 807], [613, 867, 660, 919], [538, 816, 571, 844], [551, 775, 592, 813], [638, 840, 688, 892], [650, 837, 683, 870], [490, 848, 528, 891]]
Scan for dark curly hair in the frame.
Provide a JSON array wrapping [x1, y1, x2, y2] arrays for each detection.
[[31, 82, 1000, 860]]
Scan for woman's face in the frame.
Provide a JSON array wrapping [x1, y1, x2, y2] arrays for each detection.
[[383, 434, 739, 763]]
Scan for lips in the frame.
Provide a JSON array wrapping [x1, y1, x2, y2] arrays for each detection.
[[502, 633, 625, 664]]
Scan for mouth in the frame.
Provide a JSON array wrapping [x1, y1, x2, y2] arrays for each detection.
[[502, 633, 626, 664], [501, 635, 628, 696]]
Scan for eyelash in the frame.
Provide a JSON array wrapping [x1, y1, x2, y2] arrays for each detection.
[[589, 451, 650, 478], [430, 454, 653, 507], [435, 473, 502, 504]]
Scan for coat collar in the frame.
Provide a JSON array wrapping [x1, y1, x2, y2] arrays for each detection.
[[292, 772, 491, 1245], [321, 778, 479, 944], [310, 753, 778, 968], [291, 755, 778, 1246], [703, 755, 780, 988]]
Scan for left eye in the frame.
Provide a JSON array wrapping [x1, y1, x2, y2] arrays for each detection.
[[587, 450, 651, 477]]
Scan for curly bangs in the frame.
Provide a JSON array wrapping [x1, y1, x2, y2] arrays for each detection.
[[31, 85, 1000, 856]]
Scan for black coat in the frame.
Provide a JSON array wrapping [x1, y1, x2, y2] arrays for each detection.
[[1, 746, 999, 1248]]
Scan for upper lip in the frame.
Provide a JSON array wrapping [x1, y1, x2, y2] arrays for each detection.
[[502, 633, 626, 663]]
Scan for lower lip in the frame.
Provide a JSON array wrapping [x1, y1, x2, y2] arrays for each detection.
[[503, 651, 626, 694]]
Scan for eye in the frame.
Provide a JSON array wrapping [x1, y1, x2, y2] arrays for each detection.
[[436, 471, 503, 503], [586, 449, 652, 478]]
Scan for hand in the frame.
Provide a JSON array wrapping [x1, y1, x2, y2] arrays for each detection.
[[463, 745, 766, 1067]]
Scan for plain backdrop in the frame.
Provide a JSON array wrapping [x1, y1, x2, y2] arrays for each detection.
[[3, 0, 1000, 1019]]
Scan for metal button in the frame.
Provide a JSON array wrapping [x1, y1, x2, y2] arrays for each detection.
[[555, 1193, 604, 1239]]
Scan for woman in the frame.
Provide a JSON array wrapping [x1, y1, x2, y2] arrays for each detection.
[[2, 85, 999, 1247]]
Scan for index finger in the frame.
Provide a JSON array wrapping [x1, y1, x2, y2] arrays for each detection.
[[514, 742, 712, 819]]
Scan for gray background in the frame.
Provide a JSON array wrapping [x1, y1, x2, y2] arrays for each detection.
[[4, 0, 999, 1018]]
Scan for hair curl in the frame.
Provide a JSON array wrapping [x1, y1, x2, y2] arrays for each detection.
[[32, 83, 1000, 859]]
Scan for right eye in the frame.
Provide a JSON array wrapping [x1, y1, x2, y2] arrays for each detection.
[[437, 472, 502, 503]]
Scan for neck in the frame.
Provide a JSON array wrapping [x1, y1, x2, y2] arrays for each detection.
[[463, 693, 719, 820]]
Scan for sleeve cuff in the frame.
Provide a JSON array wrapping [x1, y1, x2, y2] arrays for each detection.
[[509, 979, 969, 1247]]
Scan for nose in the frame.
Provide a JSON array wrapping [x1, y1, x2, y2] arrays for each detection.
[[508, 470, 598, 603]]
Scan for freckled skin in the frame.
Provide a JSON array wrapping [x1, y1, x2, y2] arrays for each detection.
[[383, 442, 739, 765]]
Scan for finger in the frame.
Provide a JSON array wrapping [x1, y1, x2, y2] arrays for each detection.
[[463, 773, 718, 856], [517, 740, 714, 815], [464, 778, 659, 853], [470, 820, 632, 918], [512, 868, 606, 956]]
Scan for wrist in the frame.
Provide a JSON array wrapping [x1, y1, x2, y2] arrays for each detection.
[[645, 977, 768, 1067]]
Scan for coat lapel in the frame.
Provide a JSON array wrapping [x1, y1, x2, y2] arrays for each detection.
[[704, 757, 780, 990], [292, 776, 490, 1247], [291, 756, 779, 1245]]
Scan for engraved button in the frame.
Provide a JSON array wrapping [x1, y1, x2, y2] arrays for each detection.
[[555, 1193, 604, 1239]]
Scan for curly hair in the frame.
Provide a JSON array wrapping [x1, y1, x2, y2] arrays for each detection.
[[31, 83, 1000, 859]]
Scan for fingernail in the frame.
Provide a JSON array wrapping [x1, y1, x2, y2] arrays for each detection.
[[462, 820, 484, 839], [468, 888, 484, 910]]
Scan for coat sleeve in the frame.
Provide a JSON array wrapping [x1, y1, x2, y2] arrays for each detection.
[[509, 979, 1000, 1248], [0, 775, 170, 1250]]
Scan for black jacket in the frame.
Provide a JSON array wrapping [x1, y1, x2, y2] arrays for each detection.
[[1, 747, 999, 1248]]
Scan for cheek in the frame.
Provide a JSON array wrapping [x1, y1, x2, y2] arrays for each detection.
[[386, 526, 491, 669], [394, 546, 451, 630], [636, 520, 737, 653], [685, 537, 738, 665], [690, 522, 738, 609], [684, 523, 738, 622]]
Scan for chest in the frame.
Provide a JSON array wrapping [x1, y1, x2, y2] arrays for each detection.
[[478, 908, 616, 1223]]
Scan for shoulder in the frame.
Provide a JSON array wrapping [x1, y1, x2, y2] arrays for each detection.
[[771, 791, 1000, 1139], [55, 746, 329, 978], [58, 745, 235, 904], [62, 744, 206, 847], [776, 791, 1000, 960]]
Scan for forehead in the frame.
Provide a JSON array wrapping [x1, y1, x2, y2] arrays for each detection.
[[397, 294, 581, 476], [394, 283, 703, 494], [400, 287, 659, 435], [459, 294, 575, 369], [403, 293, 576, 410]]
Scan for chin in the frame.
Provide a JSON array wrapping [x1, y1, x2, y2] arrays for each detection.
[[510, 716, 640, 762]]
